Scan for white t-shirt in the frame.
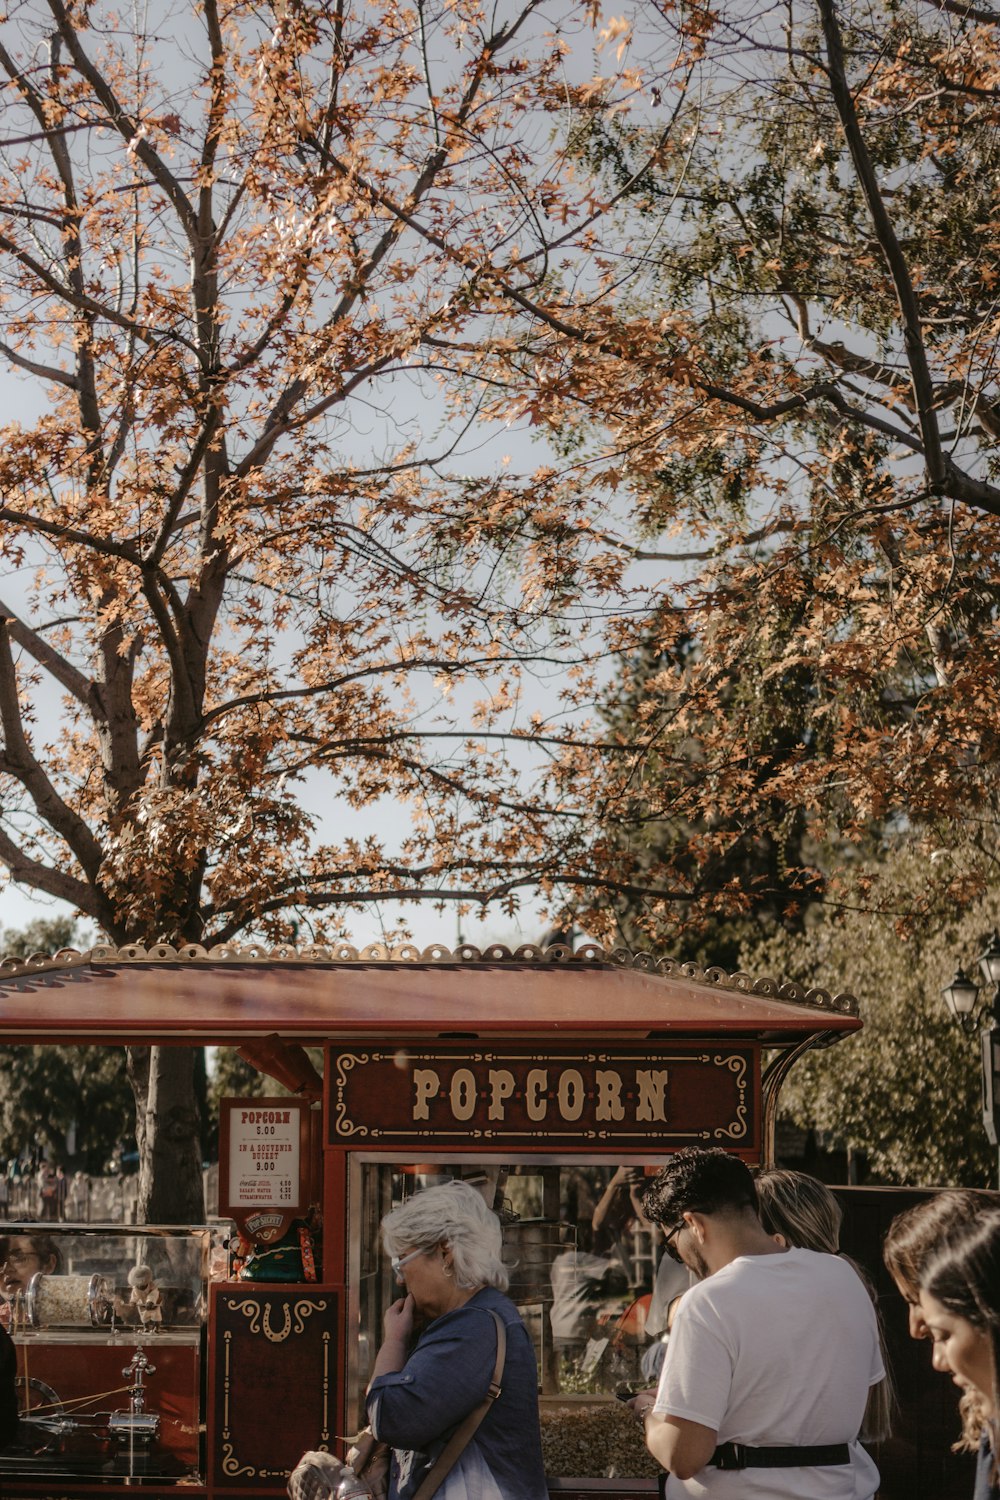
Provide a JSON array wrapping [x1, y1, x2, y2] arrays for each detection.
[[652, 1248, 883, 1500]]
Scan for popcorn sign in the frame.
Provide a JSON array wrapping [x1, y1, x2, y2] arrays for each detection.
[[220, 1098, 307, 1219]]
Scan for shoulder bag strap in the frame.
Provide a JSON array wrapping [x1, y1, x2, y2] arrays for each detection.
[[411, 1309, 506, 1500]]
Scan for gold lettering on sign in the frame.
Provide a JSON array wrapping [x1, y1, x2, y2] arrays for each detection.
[[595, 1070, 625, 1121], [334, 1048, 755, 1145], [526, 1068, 547, 1120], [636, 1069, 670, 1121], [413, 1069, 439, 1119], [488, 1070, 515, 1120], [557, 1069, 585, 1121], [408, 1063, 679, 1126], [450, 1069, 476, 1120]]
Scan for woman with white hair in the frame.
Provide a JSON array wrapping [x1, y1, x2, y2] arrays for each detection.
[[366, 1180, 547, 1500]]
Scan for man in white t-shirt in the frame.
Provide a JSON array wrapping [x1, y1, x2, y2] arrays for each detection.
[[631, 1148, 882, 1500]]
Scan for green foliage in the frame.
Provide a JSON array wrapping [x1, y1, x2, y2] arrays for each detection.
[[207, 1048, 323, 1127], [0, 1045, 135, 1173], [0, 919, 134, 1171], [0, 916, 89, 960], [208, 1051, 271, 1116], [596, 611, 871, 966], [744, 847, 997, 1186]]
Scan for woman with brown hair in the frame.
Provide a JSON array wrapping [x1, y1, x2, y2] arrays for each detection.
[[883, 1190, 998, 1468], [919, 1210, 1000, 1499]]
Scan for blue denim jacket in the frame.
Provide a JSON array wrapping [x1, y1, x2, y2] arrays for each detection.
[[367, 1286, 547, 1500]]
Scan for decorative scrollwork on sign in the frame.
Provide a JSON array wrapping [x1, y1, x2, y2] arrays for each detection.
[[722, 1053, 748, 1086], [262, 1303, 292, 1343], [221, 1441, 256, 1478], [321, 1331, 331, 1440], [714, 1106, 749, 1140], [711, 1054, 750, 1140], [291, 1299, 326, 1337], [227, 1296, 327, 1344], [222, 1331, 233, 1434], [333, 1053, 371, 1136], [227, 1297, 261, 1335]]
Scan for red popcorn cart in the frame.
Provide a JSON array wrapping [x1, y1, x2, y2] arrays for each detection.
[[0, 940, 862, 1499]]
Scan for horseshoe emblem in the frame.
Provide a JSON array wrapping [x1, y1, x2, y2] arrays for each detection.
[[262, 1303, 291, 1343], [229, 1295, 327, 1343]]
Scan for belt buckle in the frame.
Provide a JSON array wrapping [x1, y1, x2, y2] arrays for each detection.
[[716, 1444, 746, 1471]]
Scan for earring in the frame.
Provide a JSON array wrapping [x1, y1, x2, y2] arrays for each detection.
[[442, 1262, 454, 1278]]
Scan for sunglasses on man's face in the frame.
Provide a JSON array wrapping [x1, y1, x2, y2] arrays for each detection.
[[662, 1218, 688, 1263]]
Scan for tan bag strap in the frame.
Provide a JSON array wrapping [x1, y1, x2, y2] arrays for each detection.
[[411, 1309, 506, 1500]]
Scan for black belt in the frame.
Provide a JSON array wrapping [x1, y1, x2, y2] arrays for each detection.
[[711, 1442, 851, 1471]]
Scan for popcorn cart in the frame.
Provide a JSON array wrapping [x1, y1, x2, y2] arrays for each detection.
[[0, 940, 862, 1498]]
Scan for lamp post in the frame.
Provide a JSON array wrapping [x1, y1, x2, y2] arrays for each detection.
[[942, 929, 1000, 1188]]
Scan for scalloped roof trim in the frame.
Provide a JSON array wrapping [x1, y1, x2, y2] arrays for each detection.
[[0, 941, 859, 1017]]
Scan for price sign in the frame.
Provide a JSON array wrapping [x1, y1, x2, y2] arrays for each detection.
[[219, 1097, 308, 1233]]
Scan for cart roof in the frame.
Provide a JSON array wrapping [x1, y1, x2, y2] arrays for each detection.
[[0, 941, 860, 1045]]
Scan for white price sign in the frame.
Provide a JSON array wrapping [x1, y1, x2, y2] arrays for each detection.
[[227, 1103, 302, 1209]]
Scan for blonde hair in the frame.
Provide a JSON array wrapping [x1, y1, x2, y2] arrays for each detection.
[[756, 1169, 842, 1253]]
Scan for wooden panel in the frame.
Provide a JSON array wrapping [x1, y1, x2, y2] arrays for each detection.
[[327, 1044, 760, 1155], [209, 1286, 339, 1491]]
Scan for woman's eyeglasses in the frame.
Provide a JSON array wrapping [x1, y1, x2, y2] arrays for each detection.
[[390, 1247, 426, 1281]]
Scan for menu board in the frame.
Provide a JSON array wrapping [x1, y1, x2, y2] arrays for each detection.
[[218, 1097, 308, 1233]]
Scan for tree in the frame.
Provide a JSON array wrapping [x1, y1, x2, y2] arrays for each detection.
[[0, 918, 135, 1172], [742, 845, 998, 1186], [455, 0, 1000, 947], [593, 615, 855, 967], [6, 0, 1000, 1216], [0, 0, 672, 1215]]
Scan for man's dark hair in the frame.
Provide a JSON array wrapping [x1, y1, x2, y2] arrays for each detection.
[[641, 1148, 758, 1225]]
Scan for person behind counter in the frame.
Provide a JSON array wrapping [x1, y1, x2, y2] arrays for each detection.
[[367, 1179, 547, 1500], [549, 1222, 622, 1372], [0, 1232, 61, 1300], [918, 1209, 1000, 1500]]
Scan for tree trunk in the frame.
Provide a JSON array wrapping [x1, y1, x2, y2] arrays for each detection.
[[127, 1045, 204, 1222]]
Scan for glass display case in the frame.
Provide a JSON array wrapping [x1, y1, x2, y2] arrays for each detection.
[[0, 1223, 209, 1482], [349, 1157, 679, 1485]]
